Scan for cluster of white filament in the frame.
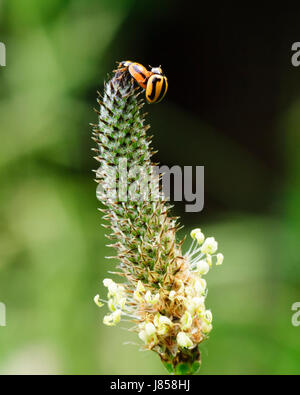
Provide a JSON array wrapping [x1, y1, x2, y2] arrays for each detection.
[[94, 228, 224, 351]]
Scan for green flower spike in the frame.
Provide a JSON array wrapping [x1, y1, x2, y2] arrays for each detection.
[[91, 64, 224, 375]]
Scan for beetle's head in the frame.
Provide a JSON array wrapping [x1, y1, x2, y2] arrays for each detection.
[[150, 65, 163, 75]]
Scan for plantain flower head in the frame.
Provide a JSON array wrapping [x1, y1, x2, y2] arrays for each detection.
[[92, 65, 224, 374]]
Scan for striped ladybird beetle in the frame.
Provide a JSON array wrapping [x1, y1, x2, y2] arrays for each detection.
[[145, 66, 168, 104], [119, 60, 151, 89], [119, 61, 168, 104]]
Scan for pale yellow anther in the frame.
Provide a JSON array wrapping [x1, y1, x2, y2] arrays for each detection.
[[180, 311, 193, 330], [190, 228, 201, 240], [177, 332, 193, 348], [103, 278, 118, 296], [103, 309, 121, 326], [195, 260, 210, 275], [108, 298, 116, 312], [216, 253, 224, 266], [145, 322, 156, 337], [154, 313, 173, 335], [145, 291, 160, 305], [138, 330, 148, 343], [112, 309, 121, 324], [103, 278, 114, 288], [118, 297, 127, 310], [94, 294, 104, 308], [185, 296, 205, 316], [138, 322, 158, 345], [190, 228, 205, 244], [201, 321, 213, 334], [200, 237, 218, 255], [206, 254, 212, 267], [194, 278, 207, 296], [204, 310, 212, 323]]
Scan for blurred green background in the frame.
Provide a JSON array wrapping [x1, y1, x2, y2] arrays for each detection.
[[0, 0, 300, 374]]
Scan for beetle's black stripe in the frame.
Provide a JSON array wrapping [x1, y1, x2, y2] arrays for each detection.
[[148, 76, 161, 101], [132, 64, 147, 80], [156, 77, 167, 102]]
